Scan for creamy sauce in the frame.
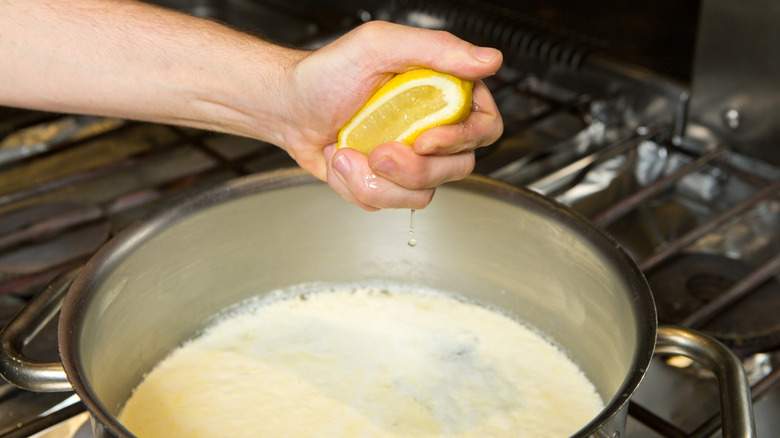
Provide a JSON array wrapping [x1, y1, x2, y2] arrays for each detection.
[[119, 287, 604, 437]]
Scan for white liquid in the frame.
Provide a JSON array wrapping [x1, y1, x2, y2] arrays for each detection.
[[119, 287, 604, 438]]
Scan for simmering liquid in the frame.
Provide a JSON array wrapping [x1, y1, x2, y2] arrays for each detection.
[[119, 287, 604, 437]]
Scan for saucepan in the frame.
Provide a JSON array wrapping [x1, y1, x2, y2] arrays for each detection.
[[0, 169, 755, 437]]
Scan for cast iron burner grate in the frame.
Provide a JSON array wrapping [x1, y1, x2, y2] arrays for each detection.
[[648, 253, 780, 357]]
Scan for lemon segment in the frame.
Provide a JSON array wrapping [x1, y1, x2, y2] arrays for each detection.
[[338, 69, 473, 155]]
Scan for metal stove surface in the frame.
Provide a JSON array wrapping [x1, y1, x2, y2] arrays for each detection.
[[4, 112, 779, 438], [2, 1, 780, 437]]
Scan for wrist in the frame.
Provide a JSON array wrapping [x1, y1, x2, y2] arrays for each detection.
[[166, 26, 309, 148]]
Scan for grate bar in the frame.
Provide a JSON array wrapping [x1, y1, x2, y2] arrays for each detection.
[[0, 400, 85, 438], [502, 92, 590, 137], [0, 140, 284, 296], [170, 126, 255, 177], [680, 253, 780, 329], [628, 402, 688, 438], [0, 259, 86, 296], [592, 147, 727, 227], [751, 364, 780, 401], [639, 178, 780, 272], [0, 205, 103, 253], [0, 143, 279, 251], [667, 144, 771, 188], [540, 126, 665, 198], [0, 128, 208, 207], [0, 120, 134, 173], [0, 112, 63, 144], [100, 141, 280, 217]]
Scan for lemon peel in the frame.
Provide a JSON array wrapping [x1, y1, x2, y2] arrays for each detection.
[[337, 69, 473, 155]]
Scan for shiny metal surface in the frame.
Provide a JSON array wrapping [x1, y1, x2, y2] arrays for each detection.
[[0, 170, 756, 437], [60, 169, 656, 437], [686, 0, 780, 165], [655, 326, 757, 437], [0, 268, 79, 392]]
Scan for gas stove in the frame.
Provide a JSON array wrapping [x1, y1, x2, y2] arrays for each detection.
[[1, 0, 778, 437]]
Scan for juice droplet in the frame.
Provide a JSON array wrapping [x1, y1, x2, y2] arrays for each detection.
[[407, 209, 417, 247]]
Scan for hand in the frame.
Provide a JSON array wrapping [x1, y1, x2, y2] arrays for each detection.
[[0, 3, 502, 212], [278, 21, 504, 211]]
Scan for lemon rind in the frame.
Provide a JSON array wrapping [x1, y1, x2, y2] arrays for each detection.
[[337, 71, 472, 153]]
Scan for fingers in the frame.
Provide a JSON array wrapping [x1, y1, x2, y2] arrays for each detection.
[[319, 77, 502, 211], [325, 146, 437, 211], [413, 80, 503, 155], [293, 21, 505, 211], [369, 143, 475, 189], [343, 21, 503, 80]]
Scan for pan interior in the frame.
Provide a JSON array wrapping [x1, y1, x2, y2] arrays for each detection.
[[64, 174, 653, 434]]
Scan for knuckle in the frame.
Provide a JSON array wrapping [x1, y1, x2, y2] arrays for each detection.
[[443, 153, 475, 183], [407, 171, 430, 189], [353, 185, 387, 209], [458, 153, 476, 177], [430, 29, 456, 46], [489, 117, 504, 145], [353, 20, 391, 40], [355, 186, 434, 210]]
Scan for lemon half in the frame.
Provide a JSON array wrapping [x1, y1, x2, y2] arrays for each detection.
[[337, 69, 473, 155]]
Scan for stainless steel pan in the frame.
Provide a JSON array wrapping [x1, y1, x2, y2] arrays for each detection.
[[0, 169, 756, 437]]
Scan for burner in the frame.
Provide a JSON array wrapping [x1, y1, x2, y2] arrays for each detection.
[[647, 253, 780, 356]]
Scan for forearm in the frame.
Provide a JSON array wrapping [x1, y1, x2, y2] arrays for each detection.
[[0, 2, 504, 210], [0, 0, 306, 145]]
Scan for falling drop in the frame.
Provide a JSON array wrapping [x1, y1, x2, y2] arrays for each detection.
[[407, 209, 417, 247]]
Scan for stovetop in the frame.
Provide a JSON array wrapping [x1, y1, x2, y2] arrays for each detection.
[[1, 1, 779, 437]]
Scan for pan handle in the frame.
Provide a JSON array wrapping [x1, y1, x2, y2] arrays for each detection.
[[0, 267, 81, 392], [656, 325, 756, 438]]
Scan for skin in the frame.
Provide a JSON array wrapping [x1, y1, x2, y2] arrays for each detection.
[[0, 0, 504, 210]]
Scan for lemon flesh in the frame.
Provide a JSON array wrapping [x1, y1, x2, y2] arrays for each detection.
[[338, 69, 473, 155]]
